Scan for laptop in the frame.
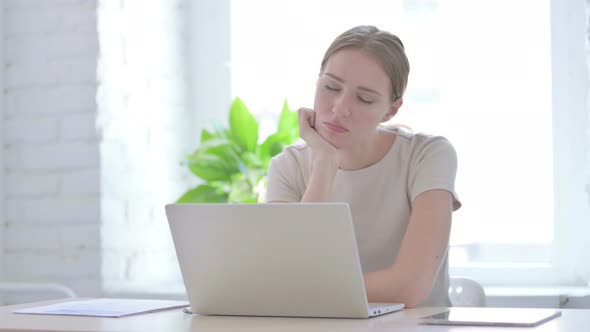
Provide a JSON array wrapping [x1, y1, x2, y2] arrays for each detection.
[[165, 202, 405, 318]]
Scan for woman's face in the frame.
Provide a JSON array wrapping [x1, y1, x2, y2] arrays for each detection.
[[313, 48, 396, 149]]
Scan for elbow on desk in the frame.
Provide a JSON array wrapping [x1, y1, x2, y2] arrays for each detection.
[[365, 268, 434, 308], [369, 292, 426, 308], [392, 278, 435, 308], [370, 284, 431, 308], [405, 281, 436, 308], [397, 292, 429, 309]]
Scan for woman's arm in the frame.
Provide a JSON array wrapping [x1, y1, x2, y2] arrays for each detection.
[[300, 157, 337, 202], [363, 189, 453, 307], [298, 108, 339, 202], [267, 108, 338, 203]]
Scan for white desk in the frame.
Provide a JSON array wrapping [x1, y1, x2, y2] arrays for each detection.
[[1, 299, 589, 332]]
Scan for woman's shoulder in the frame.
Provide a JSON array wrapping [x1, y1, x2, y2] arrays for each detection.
[[270, 139, 312, 165], [384, 125, 455, 153]]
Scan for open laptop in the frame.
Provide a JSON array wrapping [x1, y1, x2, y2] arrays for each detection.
[[165, 202, 404, 318]]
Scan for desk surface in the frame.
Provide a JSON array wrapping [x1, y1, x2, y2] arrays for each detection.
[[1, 299, 589, 332]]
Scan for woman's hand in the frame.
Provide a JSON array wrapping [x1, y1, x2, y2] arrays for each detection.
[[298, 107, 339, 202], [298, 108, 338, 165]]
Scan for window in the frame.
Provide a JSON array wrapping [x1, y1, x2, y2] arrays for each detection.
[[228, 0, 590, 287]]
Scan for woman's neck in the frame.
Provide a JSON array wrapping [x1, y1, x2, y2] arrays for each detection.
[[337, 128, 396, 171]]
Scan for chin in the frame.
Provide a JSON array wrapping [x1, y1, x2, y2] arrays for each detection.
[[317, 127, 346, 149]]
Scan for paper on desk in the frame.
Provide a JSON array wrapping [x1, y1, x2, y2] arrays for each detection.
[[13, 298, 190, 318]]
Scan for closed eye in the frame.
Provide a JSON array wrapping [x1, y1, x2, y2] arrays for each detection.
[[325, 85, 340, 92], [358, 96, 373, 104]]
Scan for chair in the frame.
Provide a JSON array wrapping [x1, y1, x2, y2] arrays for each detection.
[[0, 282, 77, 305], [449, 277, 486, 307]]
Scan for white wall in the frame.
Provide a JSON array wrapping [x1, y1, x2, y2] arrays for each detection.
[[2, 0, 101, 299], [188, 0, 231, 134], [0, 0, 215, 302], [586, 0, 590, 213], [97, 0, 193, 296], [551, 0, 590, 285], [1, 0, 5, 281]]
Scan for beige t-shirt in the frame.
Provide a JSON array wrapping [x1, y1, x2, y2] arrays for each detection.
[[266, 127, 461, 307]]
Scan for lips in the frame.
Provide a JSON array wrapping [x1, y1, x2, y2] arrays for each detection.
[[323, 122, 348, 134]]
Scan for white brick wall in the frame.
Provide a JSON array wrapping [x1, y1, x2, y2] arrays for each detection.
[[2, 0, 101, 299], [97, 0, 194, 295]]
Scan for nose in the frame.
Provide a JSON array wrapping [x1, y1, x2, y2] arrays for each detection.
[[331, 94, 352, 117]]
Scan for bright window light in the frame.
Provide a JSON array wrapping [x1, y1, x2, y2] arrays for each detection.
[[230, 0, 553, 271]]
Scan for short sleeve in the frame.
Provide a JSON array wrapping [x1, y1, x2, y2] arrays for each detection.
[[266, 150, 303, 203], [408, 136, 461, 211]]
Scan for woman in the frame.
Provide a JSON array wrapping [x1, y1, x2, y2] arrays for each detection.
[[266, 25, 461, 307]]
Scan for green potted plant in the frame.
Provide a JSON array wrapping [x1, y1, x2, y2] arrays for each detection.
[[177, 97, 299, 203]]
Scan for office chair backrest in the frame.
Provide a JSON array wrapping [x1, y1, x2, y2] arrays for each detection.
[[449, 277, 486, 307]]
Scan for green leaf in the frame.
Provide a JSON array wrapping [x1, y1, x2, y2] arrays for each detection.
[[246, 169, 266, 189], [186, 139, 241, 182], [229, 98, 259, 152], [240, 151, 264, 169], [228, 173, 257, 203], [258, 132, 289, 165], [176, 184, 228, 203], [187, 153, 232, 182], [277, 99, 298, 138], [200, 129, 217, 143], [213, 124, 231, 141], [202, 139, 242, 162]]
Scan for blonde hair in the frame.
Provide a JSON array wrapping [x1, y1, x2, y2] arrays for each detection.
[[320, 25, 410, 102]]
